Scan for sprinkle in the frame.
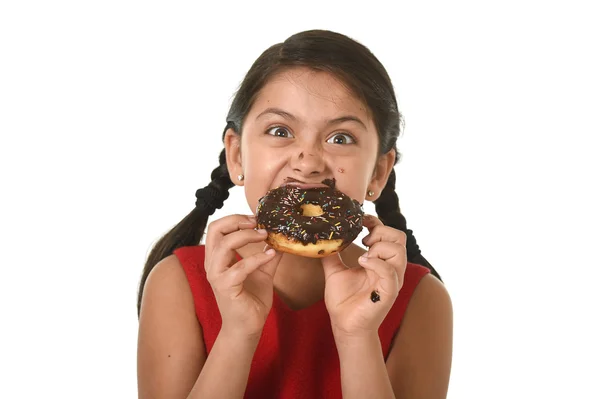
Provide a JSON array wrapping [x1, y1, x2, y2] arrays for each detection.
[[329, 231, 333, 240]]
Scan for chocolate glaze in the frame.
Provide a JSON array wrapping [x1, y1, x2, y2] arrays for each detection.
[[256, 184, 364, 246]]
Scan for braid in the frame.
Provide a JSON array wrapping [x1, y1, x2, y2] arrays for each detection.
[[374, 169, 442, 281], [137, 148, 233, 316], [195, 149, 234, 215]]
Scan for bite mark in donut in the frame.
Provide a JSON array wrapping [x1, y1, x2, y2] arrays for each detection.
[[256, 183, 364, 258]]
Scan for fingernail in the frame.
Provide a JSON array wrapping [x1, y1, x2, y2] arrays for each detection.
[[265, 248, 275, 255], [248, 215, 257, 222], [257, 228, 267, 235], [359, 253, 369, 262]]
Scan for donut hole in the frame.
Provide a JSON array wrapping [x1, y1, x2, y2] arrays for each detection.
[[300, 204, 324, 217]]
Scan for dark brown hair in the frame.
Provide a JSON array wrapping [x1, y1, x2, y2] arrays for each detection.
[[137, 29, 441, 315]]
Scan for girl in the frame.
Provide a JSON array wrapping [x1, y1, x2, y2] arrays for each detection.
[[137, 29, 453, 398]]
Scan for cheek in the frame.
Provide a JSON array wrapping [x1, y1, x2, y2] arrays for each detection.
[[242, 149, 288, 212], [334, 160, 374, 200], [244, 149, 284, 179]]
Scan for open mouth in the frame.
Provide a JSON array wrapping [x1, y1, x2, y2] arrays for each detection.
[[282, 177, 336, 189]]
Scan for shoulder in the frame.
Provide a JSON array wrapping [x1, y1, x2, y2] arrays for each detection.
[[408, 273, 452, 324], [141, 254, 195, 313], [409, 263, 450, 298], [141, 246, 211, 317], [387, 262, 432, 317], [402, 262, 431, 291]]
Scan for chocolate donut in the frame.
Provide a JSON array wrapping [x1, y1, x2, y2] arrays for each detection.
[[256, 183, 364, 258]]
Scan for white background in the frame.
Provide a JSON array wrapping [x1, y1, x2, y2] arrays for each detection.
[[1, 0, 599, 398]]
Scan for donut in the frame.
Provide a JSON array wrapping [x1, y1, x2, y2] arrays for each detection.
[[256, 181, 364, 258]]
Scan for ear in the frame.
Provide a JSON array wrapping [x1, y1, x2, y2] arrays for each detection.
[[223, 128, 243, 186], [367, 149, 396, 200]]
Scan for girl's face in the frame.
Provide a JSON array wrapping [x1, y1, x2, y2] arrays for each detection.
[[225, 67, 395, 214]]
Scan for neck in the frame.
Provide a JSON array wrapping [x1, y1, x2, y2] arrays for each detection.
[[237, 241, 325, 285], [236, 242, 366, 310]]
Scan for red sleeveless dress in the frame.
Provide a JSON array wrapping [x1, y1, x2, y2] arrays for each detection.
[[173, 245, 430, 398]]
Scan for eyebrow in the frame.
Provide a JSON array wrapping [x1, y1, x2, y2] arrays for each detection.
[[256, 107, 368, 130]]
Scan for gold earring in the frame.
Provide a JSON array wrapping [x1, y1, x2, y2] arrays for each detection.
[[367, 190, 374, 197], [237, 174, 244, 181]]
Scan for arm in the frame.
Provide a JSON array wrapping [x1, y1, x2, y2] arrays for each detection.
[[137, 255, 259, 399], [335, 274, 453, 399], [335, 330, 395, 398], [385, 274, 453, 398]]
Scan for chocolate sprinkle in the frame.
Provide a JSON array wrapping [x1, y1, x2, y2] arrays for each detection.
[[256, 184, 364, 246]]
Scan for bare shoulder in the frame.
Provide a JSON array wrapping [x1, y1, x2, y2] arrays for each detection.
[[138, 254, 206, 398], [410, 273, 453, 317], [142, 254, 193, 303], [386, 273, 453, 398]]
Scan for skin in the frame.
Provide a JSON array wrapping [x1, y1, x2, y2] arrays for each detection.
[[137, 67, 453, 398]]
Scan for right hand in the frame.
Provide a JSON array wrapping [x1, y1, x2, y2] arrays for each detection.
[[204, 214, 283, 339]]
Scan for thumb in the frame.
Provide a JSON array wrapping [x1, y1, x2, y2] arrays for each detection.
[[321, 253, 348, 280]]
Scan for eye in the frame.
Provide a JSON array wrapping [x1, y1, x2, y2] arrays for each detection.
[[266, 126, 294, 138], [326, 133, 355, 145]]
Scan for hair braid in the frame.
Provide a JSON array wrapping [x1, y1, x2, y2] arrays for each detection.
[[137, 148, 233, 316], [195, 149, 234, 214]]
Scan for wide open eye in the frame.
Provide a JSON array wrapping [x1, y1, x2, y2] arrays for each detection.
[[266, 126, 294, 138], [326, 133, 356, 145]]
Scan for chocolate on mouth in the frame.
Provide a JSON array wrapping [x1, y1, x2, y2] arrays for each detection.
[[321, 178, 336, 189]]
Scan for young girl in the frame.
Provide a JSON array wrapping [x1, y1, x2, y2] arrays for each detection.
[[137, 29, 453, 399]]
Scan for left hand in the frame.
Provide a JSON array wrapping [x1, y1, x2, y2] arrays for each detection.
[[322, 214, 408, 337]]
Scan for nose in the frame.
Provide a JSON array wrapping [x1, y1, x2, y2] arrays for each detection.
[[290, 143, 326, 177]]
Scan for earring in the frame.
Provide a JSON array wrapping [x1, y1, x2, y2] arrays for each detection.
[[367, 190, 374, 197], [237, 174, 244, 181]]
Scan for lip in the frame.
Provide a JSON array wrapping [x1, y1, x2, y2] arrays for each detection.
[[281, 177, 330, 189]]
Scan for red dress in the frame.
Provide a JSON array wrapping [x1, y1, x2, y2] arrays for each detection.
[[173, 245, 430, 398]]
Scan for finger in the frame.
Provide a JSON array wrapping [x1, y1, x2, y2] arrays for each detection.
[[366, 241, 407, 263], [258, 244, 284, 278], [364, 242, 407, 286], [357, 255, 400, 296], [361, 216, 407, 247], [205, 214, 257, 256], [210, 229, 269, 275], [362, 214, 384, 230], [220, 248, 278, 291], [362, 227, 407, 247], [321, 253, 348, 280]]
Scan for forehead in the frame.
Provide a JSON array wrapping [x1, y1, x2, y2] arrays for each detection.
[[247, 67, 372, 122]]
